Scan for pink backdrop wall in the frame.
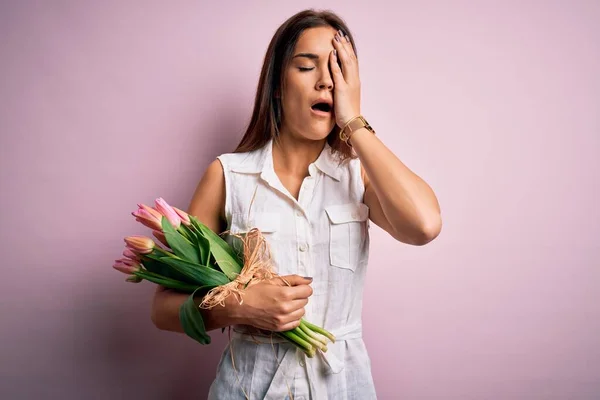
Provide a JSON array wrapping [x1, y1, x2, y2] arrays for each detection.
[[1, 1, 598, 399]]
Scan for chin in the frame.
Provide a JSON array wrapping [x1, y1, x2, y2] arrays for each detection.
[[307, 122, 335, 140], [303, 129, 333, 142], [285, 119, 335, 142]]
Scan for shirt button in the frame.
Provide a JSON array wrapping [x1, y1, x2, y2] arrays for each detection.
[[299, 243, 308, 252], [296, 210, 302, 217]]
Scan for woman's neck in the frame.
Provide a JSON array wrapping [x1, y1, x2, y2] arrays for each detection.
[[272, 132, 326, 178]]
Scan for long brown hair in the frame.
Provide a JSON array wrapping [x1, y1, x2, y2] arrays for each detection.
[[233, 9, 358, 161]]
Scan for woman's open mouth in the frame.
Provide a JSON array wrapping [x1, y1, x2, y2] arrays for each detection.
[[310, 102, 333, 117]]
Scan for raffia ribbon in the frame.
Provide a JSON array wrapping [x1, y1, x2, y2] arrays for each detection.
[[199, 228, 288, 309]]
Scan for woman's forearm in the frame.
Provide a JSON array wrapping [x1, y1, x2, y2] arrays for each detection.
[[150, 286, 243, 333], [350, 128, 442, 241]]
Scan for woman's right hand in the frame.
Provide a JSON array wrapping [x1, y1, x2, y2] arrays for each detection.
[[236, 275, 313, 332]]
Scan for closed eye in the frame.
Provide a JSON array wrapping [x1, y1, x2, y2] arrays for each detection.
[[298, 67, 315, 72]]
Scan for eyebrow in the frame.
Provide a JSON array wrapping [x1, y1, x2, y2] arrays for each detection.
[[292, 52, 319, 60]]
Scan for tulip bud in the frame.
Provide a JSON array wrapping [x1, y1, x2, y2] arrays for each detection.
[[132, 205, 163, 231], [119, 257, 137, 266], [173, 206, 191, 227], [124, 235, 155, 254], [122, 248, 140, 261], [113, 258, 141, 275], [154, 198, 181, 229]]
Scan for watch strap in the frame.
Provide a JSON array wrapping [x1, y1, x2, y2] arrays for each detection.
[[339, 115, 375, 145]]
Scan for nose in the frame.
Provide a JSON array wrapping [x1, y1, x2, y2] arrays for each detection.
[[316, 67, 334, 91]]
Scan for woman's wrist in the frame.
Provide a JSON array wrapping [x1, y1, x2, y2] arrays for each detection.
[[200, 293, 247, 330]]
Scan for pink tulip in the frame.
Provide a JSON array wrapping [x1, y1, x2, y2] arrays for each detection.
[[113, 259, 143, 283], [113, 258, 141, 274], [132, 205, 163, 231], [152, 229, 169, 247], [173, 206, 191, 227], [154, 198, 181, 229], [118, 257, 137, 266], [124, 235, 155, 254], [122, 248, 140, 261], [139, 203, 163, 220]]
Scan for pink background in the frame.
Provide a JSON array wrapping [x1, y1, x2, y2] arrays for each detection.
[[1, 1, 599, 399]]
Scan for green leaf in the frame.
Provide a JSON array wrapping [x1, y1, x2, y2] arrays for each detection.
[[142, 251, 190, 283], [178, 223, 195, 243], [159, 256, 230, 287], [161, 217, 200, 264], [179, 287, 212, 345], [133, 270, 198, 293], [196, 232, 211, 266], [190, 216, 242, 280], [182, 222, 210, 266], [179, 224, 210, 267], [139, 254, 164, 274]]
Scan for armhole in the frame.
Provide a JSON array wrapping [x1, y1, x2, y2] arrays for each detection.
[[216, 155, 232, 231], [353, 158, 367, 203]]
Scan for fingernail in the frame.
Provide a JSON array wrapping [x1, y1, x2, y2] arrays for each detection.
[[304, 276, 313, 280], [334, 34, 340, 42], [333, 49, 337, 57]]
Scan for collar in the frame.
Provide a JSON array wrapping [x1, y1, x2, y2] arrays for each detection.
[[230, 138, 342, 181]]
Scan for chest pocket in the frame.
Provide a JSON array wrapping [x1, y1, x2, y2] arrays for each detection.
[[229, 211, 280, 257], [324, 203, 369, 271]]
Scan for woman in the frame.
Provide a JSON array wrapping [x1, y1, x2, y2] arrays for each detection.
[[151, 9, 442, 400]]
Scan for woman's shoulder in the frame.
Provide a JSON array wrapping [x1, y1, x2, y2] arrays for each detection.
[[216, 145, 266, 173]]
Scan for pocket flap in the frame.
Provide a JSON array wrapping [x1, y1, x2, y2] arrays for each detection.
[[325, 203, 369, 224], [231, 212, 280, 234]]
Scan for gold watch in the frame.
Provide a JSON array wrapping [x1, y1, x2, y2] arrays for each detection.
[[339, 115, 375, 145]]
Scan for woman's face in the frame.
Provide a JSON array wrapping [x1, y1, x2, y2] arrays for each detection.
[[279, 26, 338, 141]]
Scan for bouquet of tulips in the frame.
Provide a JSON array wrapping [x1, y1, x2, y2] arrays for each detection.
[[112, 198, 334, 357]]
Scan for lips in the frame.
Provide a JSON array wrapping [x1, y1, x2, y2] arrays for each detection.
[[310, 98, 333, 113]]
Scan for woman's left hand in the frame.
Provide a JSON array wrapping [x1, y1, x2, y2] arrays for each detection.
[[330, 30, 361, 128]]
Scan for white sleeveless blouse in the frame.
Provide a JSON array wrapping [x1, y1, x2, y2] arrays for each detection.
[[207, 138, 377, 400]]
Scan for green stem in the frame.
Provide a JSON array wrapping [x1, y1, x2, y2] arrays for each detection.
[[301, 319, 336, 343], [299, 321, 328, 346], [275, 332, 307, 354], [278, 331, 315, 358], [153, 246, 177, 258], [292, 326, 326, 351]]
